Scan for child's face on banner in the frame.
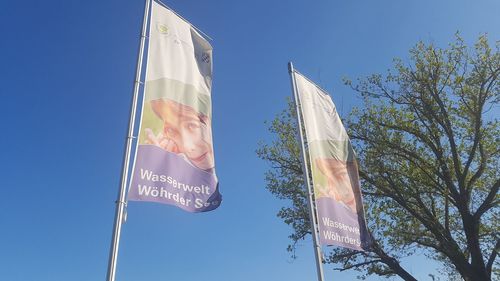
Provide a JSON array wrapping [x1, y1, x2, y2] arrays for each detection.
[[316, 158, 357, 213], [151, 99, 214, 171]]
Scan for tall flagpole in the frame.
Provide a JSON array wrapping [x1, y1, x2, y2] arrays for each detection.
[[288, 62, 326, 281], [106, 0, 151, 280]]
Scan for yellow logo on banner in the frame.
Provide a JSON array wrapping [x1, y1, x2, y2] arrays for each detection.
[[156, 23, 169, 35]]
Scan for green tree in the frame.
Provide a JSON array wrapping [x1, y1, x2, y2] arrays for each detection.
[[257, 35, 499, 281]]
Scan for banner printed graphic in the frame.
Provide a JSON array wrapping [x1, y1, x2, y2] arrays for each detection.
[[294, 72, 370, 250], [128, 1, 221, 212]]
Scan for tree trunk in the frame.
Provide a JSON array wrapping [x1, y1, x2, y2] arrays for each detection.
[[459, 208, 490, 281]]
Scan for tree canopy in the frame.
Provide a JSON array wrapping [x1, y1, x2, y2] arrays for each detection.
[[257, 35, 499, 281]]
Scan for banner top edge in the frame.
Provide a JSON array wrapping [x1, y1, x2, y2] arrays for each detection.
[[154, 0, 213, 42], [293, 68, 332, 97]]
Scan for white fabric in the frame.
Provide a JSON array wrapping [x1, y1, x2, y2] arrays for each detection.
[[294, 73, 348, 142], [147, 2, 212, 96]]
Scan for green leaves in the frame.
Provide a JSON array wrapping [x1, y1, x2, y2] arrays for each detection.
[[347, 34, 499, 280], [258, 35, 499, 281]]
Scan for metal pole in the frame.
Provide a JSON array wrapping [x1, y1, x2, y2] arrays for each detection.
[[105, 0, 151, 280], [288, 62, 325, 281]]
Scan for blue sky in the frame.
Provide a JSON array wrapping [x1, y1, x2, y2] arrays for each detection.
[[1, 0, 499, 280]]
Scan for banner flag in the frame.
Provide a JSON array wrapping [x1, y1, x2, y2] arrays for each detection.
[[128, 1, 221, 212], [294, 72, 370, 250]]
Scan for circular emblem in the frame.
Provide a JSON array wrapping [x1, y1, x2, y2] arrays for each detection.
[[156, 23, 169, 35]]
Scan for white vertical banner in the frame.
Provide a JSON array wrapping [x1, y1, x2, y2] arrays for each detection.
[[294, 71, 370, 250], [128, 1, 221, 212]]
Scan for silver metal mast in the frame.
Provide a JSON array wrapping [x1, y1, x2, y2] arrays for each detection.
[[288, 62, 326, 281], [105, 0, 152, 280]]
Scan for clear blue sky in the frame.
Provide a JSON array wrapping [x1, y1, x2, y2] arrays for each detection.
[[1, 0, 499, 280]]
